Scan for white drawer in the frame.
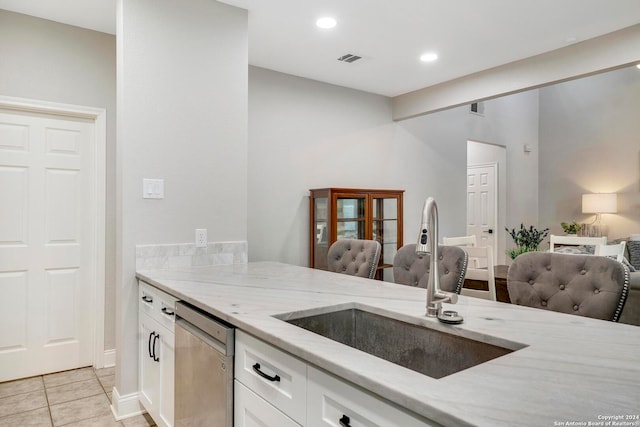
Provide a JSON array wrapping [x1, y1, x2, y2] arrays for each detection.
[[234, 380, 300, 427], [307, 366, 436, 427], [235, 330, 307, 425], [139, 281, 178, 332], [139, 282, 156, 317]]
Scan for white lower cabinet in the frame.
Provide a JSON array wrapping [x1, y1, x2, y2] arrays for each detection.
[[234, 331, 436, 427], [307, 366, 436, 427], [139, 281, 177, 427], [234, 380, 300, 427], [235, 330, 305, 426]]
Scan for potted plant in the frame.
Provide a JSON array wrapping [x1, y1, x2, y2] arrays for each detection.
[[560, 221, 581, 235], [505, 224, 550, 260]]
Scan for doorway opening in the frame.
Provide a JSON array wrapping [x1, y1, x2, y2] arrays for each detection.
[[467, 140, 506, 265]]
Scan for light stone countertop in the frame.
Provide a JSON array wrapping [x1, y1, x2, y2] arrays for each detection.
[[136, 262, 640, 427]]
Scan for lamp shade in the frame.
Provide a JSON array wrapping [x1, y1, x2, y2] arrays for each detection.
[[582, 193, 617, 214]]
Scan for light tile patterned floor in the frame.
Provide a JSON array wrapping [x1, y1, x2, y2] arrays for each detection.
[[0, 367, 156, 427]]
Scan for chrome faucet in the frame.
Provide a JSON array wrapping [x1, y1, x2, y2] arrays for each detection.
[[416, 197, 458, 317]]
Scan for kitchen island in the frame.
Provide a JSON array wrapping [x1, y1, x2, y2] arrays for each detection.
[[136, 262, 640, 427]]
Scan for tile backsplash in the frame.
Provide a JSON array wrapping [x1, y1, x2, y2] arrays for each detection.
[[136, 241, 248, 270]]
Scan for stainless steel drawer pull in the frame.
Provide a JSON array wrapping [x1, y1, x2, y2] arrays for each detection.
[[252, 363, 280, 382]]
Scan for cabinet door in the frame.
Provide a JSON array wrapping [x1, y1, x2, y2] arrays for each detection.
[[139, 313, 160, 415], [235, 380, 300, 427], [335, 196, 366, 240], [312, 196, 329, 270], [307, 366, 435, 427], [139, 312, 174, 427], [157, 327, 175, 427], [372, 195, 401, 281]]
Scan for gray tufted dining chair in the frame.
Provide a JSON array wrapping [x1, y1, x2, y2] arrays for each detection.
[[507, 252, 630, 322], [326, 239, 382, 279], [392, 244, 468, 293]]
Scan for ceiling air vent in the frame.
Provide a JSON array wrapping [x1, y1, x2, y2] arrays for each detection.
[[470, 101, 485, 116], [337, 54, 362, 63]]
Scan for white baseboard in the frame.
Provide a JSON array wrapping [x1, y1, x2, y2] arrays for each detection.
[[103, 349, 116, 368], [110, 387, 146, 421]]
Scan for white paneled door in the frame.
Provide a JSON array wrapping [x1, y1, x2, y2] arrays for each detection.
[[0, 109, 95, 382], [466, 163, 497, 267]]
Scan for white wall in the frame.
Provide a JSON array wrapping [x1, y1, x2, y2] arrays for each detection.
[[484, 91, 540, 230], [248, 67, 467, 267], [539, 66, 640, 240], [466, 91, 541, 260], [248, 67, 545, 269], [115, 0, 247, 408], [395, 107, 469, 243], [248, 66, 393, 265], [0, 10, 118, 351]]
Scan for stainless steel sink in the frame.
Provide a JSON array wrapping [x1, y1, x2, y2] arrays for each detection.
[[277, 305, 525, 379]]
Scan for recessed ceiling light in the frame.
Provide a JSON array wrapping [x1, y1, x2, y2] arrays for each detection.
[[316, 17, 337, 29], [636, 63, 640, 70], [420, 52, 438, 63]]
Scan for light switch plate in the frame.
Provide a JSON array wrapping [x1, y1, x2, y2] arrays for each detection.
[[143, 179, 164, 199]]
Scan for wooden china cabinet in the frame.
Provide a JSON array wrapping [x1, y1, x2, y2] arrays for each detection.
[[309, 188, 404, 281]]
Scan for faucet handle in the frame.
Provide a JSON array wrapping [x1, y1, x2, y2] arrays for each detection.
[[434, 290, 458, 305]]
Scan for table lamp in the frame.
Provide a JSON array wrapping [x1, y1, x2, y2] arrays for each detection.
[[582, 193, 617, 237]]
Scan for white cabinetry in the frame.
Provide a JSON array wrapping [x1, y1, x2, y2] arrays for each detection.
[[138, 281, 177, 427], [234, 330, 305, 426], [307, 366, 435, 427], [234, 330, 435, 427], [234, 380, 300, 427]]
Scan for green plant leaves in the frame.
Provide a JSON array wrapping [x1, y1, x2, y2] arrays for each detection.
[[505, 224, 549, 258]]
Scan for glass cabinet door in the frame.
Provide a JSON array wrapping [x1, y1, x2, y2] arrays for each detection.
[[373, 197, 399, 281], [313, 197, 329, 269], [336, 197, 366, 240]]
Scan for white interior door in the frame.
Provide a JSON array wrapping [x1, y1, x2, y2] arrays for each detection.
[[0, 109, 95, 382], [467, 163, 497, 266]]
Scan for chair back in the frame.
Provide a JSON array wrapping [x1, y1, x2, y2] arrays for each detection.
[[460, 246, 496, 301], [507, 252, 629, 322], [595, 241, 627, 263], [392, 244, 468, 293], [442, 235, 476, 247], [443, 235, 481, 267], [549, 235, 606, 252], [326, 239, 381, 279]]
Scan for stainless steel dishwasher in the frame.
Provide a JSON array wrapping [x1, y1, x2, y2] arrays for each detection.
[[175, 301, 235, 427]]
